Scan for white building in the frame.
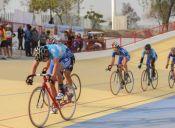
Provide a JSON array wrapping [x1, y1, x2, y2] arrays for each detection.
[[112, 0, 127, 30]]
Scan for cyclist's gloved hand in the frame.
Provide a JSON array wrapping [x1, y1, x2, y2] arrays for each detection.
[[42, 67, 47, 74], [106, 65, 112, 71], [165, 64, 168, 69], [138, 64, 142, 69], [26, 75, 33, 85]]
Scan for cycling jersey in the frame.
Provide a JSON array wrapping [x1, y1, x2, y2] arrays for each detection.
[[112, 47, 130, 64], [47, 43, 73, 60], [168, 52, 175, 63], [142, 48, 158, 59], [112, 48, 130, 58], [47, 44, 75, 74]]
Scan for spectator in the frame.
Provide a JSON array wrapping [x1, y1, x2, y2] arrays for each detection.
[[24, 24, 32, 56], [5, 24, 13, 57], [17, 26, 24, 50], [73, 33, 83, 52], [49, 17, 54, 24], [31, 27, 39, 55], [82, 34, 88, 51], [46, 30, 51, 39], [67, 28, 75, 50], [98, 33, 106, 49], [63, 31, 68, 40], [39, 30, 47, 46], [0, 24, 7, 59]]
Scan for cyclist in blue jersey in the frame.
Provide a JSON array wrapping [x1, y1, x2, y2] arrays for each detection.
[[138, 44, 158, 77], [26, 44, 75, 103], [166, 47, 175, 79], [107, 41, 130, 85]]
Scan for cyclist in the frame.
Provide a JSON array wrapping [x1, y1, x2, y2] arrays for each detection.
[[166, 47, 175, 79], [26, 43, 75, 102], [107, 41, 130, 86], [138, 44, 158, 77]]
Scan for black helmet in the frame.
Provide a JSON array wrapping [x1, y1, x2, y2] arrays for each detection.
[[145, 44, 151, 50], [35, 46, 48, 61]]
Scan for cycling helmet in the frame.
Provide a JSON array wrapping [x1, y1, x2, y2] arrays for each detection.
[[145, 44, 151, 50], [48, 37, 56, 44], [35, 46, 48, 61], [171, 47, 175, 53], [112, 41, 120, 48]]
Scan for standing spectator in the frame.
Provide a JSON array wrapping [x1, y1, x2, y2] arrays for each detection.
[[98, 33, 106, 49], [67, 28, 75, 50], [0, 24, 7, 59], [48, 17, 54, 24], [39, 30, 47, 46], [24, 24, 32, 56], [73, 33, 83, 52], [17, 26, 24, 50], [31, 27, 39, 55], [5, 24, 13, 57]]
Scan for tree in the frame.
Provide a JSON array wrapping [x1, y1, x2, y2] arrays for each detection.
[[84, 10, 106, 29], [29, 0, 58, 19], [139, 0, 175, 31], [29, 0, 79, 24], [74, 0, 84, 25], [122, 2, 140, 28]]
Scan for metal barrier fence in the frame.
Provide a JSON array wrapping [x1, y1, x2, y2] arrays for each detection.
[[2, 21, 175, 59]]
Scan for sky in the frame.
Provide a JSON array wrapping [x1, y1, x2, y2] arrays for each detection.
[[5, 0, 155, 26], [7, 0, 144, 17]]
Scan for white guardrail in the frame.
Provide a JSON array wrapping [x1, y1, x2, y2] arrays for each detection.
[[75, 30, 175, 60]]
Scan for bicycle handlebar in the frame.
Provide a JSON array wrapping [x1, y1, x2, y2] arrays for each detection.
[[27, 73, 51, 78]]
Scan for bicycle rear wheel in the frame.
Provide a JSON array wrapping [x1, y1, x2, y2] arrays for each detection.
[[141, 70, 149, 91], [168, 71, 175, 88], [59, 85, 76, 120], [28, 87, 50, 128], [125, 71, 134, 93], [110, 71, 121, 95], [151, 69, 158, 89], [71, 73, 81, 101]]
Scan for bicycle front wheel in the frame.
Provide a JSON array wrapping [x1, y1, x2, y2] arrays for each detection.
[[125, 71, 134, 93], [168, 71, 175, 88], [141, 70, 149, 91], [59, 85, 76, 120], [151, 69, 158, 89], [28, 87, 50, 128], [71, 73, 81, 101], [110, 71, 121, 95]]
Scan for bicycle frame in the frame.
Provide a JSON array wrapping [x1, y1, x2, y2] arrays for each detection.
[[41, 76, 59, 108]]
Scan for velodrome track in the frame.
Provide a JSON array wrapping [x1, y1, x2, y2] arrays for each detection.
[[0, 37, 175, 128]]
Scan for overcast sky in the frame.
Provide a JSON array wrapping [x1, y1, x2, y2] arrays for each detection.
[[7, 0, 144, 17], [6, 0, 155, 25]]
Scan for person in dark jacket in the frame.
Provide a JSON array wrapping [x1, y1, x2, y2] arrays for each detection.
[[24, 24, 32, 56], [17, 26, 24, 50]]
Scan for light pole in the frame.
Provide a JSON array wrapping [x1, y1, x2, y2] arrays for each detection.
[[112, 0, 117, 30]]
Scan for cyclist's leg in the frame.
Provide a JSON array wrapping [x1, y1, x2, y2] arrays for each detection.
[[122, 56, 130, 80], [117, 56, 123, 73], [62, 57, 74, 86], [122, 56, 130, 72], [57, 64, 65, 95], [151, 58, 156, 77], [171, 59, 175, 79], [146, 57, 152, 83], [47, 60, 57, 99], [146, 56, 151, 70], [118, 56, 125, 86]]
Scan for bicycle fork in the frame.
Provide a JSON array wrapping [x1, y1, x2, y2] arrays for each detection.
[[37, 88, 45, 108]]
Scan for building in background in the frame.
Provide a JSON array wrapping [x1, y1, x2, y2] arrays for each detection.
[[112, 0, 127, 30]]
